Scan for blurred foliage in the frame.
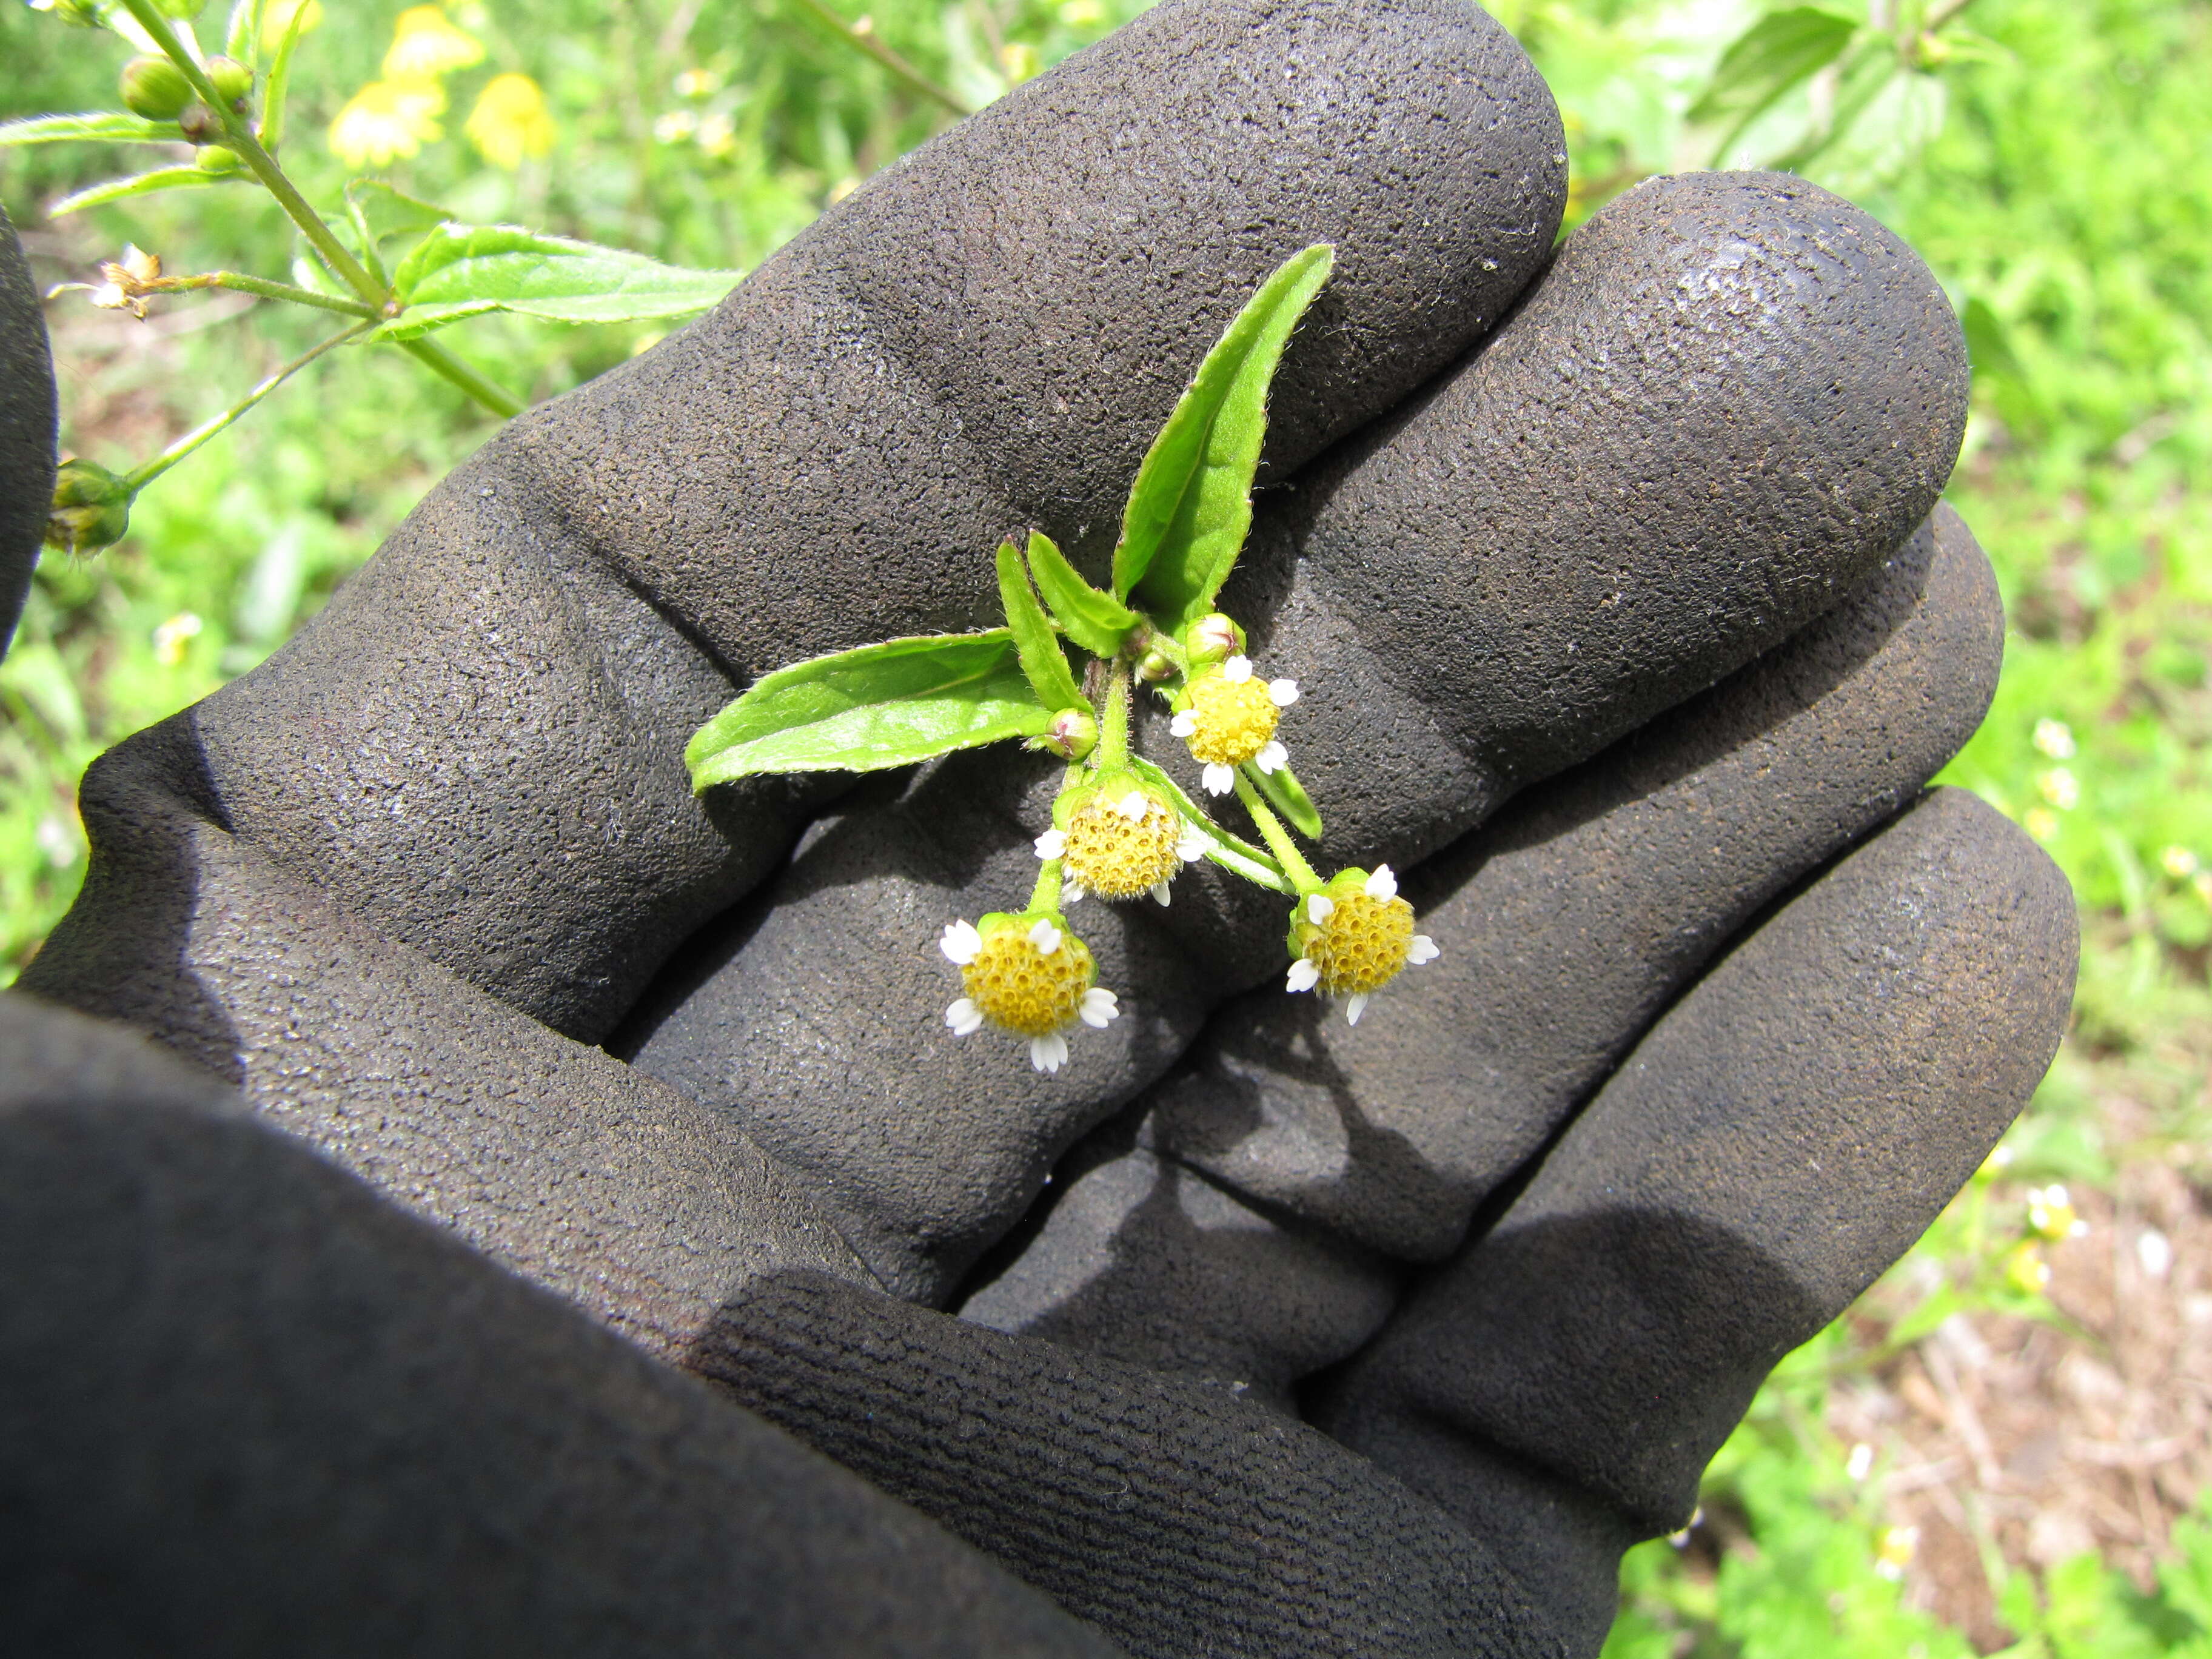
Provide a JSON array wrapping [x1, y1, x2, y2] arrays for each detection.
[[4, 0, 2211, 1651]]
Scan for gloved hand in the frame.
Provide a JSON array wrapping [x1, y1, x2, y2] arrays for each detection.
[[8, 0, 2076, 1654]]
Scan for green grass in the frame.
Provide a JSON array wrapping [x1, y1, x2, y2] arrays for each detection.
[[5, 0, 2211, 1651]]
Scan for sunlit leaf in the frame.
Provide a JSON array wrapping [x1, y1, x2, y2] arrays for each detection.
[[1026, 530, 1138, 659], [686, 631, 1052, 788], [379, 222, 741, 338], [1118, 243, 1334, 634], [0, 111, 178, 147], [996, 541, 1086, 710]]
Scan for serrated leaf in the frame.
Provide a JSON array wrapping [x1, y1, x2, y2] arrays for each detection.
[[1687, 7, 1857, 128], [348, 180, 454, 246], [1129, 758, 1290, 893], [379, 222, 740, 339], [686, 631, 1053, 789], [996, 541, 1085, 711], [1247, 760, 1322, 840], [47, 166, 230, 218], [0, 112, 178, 147], [1114, 243, 1334, 631], [1026, 531, 1138, 659]]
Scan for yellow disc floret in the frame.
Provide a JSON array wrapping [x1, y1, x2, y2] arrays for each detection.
[[1298, 889, 1415, 994], [960, 915, 1096, 1037], [1061, 783, 1182, 900], [1182, 668, 1281, 766]]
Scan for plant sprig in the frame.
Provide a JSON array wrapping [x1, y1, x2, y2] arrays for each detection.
[[17, 0, 747, 553]]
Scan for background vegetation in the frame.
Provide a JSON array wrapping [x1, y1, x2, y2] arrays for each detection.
[[3, 0, 2208, 1651]]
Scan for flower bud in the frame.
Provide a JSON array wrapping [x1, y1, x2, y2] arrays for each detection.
[[1184, 612, 1243, 666], [206, 55, 252, 110], [178, 99, 222, 143], [194, 143, 242, 173], [45, 459, 133, 555], [1135, 649, 1175, 683], [1034, 706, 1098, 762], [41, 0, 105, 27], [120, 55, 193, 121]]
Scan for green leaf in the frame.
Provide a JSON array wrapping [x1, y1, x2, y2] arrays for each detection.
[[47, 166, 230, 217], [1118, 243, 1335, 633], [1961, 295, 2025, 383], [1124, 243, 1327, 615], [1129, 757, 1290, 893], [995, 541, 1085, 711], [686, 631, 1053, 789], [1687, 7, 1858, 133], [1025, 531, 1139, 658], [0, 111, 178, 147], [1247, 760, 1322, 840], [379, 223, 741, 339], [260, 0, 310, 154]]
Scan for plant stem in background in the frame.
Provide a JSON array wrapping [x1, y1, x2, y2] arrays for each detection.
[[115, 0, 526, 420], [121, 321, 374, 493], [154, 270, 375, 317], [783, 0, 973, 117]]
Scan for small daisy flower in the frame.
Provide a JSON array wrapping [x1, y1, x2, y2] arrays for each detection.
[[1282, 864, 1439, 1025], [940, 911, 1120, 1072], [2025, 1184, 2088, 1241], [1171, 655, 1300, 794], [1040, 776, 1201, 904]]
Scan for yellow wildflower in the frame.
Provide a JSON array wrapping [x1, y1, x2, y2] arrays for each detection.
[[466, 73, 556, 170], [940, 914, 1119, 1073], [383, 5, 483, 78], [329, 78, 446, 167]]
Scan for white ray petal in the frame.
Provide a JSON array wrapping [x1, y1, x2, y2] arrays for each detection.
[[1033, 828, 1066, 859], [1116, 790, 1149, 820], [1222, 655, 1253, 683], [939, 919, 981, 965], [1345, 994, 1369, 1026], [1255, 741, 1288, 774], [1170, 711, 1197, 737], [1063, 880, 1086, 905], [1151, 882, 1171, 907], [1286, 959, 1320, 993], [1268, 678, 1300, 707], [1202, 763, 1235, 796], [1080, 987, 1120, 1028], [945, 998, 984, 1036], [1307, 893, 1336, 923], [1176, 824, 1210, 861], [1364, 864, 1398, 901], [1027, 919, 1062, 954], [1029, 1032, 1068, 1073], [1407, 935, 1440, 965]]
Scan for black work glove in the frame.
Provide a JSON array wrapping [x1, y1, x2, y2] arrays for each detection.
[[9, 0, 2077, 1653]]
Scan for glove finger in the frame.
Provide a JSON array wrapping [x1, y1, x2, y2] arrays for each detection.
[[1307, 786, 2077, 1652], [625, 175, 1973, 1301], [956, 503, 1999, 1390]]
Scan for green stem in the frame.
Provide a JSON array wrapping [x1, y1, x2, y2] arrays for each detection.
[[785, 0, 974, 117], [1095, 656, 1133, 769], [119, 0, 526, 421], [120, 0, 383, 303], [122, 320, 371, 492], [399, 338, 528, 418], [1029, 857, 1064, 915], [1233, 769, 1321, 894], [157, 270, 377, 317]]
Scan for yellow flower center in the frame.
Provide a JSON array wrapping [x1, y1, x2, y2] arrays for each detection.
[[963, 927, 1096, 1037], [1301, 893, 1415, 995], [1063, 791, 1181, 899], [1184, 672, 1280, 766]]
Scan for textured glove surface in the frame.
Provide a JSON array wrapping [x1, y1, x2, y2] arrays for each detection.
[[6, 2, 2079, 1655]]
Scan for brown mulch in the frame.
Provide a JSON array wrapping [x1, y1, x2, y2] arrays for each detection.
[[1826, 1057, 2212, 1651]]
